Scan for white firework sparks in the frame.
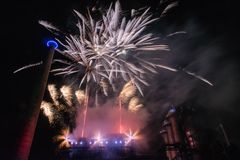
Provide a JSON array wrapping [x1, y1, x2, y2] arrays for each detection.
[[39, 20, 60, 33], [183, 69, 213, 86], [39, 1, 177, 95], [160, 1, 179, 17], [13, 61, 43, 74], [39, 1, 213, 97]]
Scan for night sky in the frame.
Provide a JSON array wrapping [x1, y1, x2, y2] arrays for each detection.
[[2, 0, 240, 159]]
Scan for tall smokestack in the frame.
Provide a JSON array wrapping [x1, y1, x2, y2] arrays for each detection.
[[15, 41, 57, 160]]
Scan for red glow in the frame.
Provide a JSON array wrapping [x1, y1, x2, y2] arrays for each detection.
[[73, 104, 149, 139], [186, 130, 191, 136], [188, 137, 193, 141]]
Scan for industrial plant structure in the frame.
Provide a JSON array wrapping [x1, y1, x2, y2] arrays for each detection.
[[159, 107, 201, 160]]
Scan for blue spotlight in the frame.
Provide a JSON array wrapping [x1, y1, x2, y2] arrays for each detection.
[[46, 40, 58, 49], [80, 141, 83, 145], [114, 141, 118, 144]]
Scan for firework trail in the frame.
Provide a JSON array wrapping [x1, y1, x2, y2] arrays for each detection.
[[160, 1, 179, 18], [183, 69, 213, 86], [13, 61, 43, 74], [39, 20, 60, 34], [95, 90, 100, 108], [166, 31, 187, 37], [119, 99, 122, 133], [81, 84, 89, 137]]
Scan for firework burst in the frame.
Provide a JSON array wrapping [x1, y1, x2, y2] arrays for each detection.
[[53, 128, 71, 149], [15, 1, 212, 93], [39, 1, 181, 96]]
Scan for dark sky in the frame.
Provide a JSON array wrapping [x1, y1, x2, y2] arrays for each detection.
[[2, 0, 240, 159]]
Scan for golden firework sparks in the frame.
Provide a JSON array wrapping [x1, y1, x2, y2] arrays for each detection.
[[40, 101, 54, 124], [119, 81, 137, 104], [53, 128, 71, 149], [128, 97, 143, 112], [75, 89, 85, 106], [48, 84, 60, 106], [60, 85, 73, 106]]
